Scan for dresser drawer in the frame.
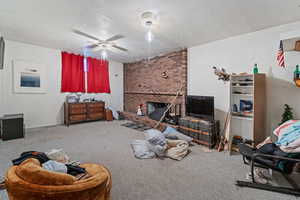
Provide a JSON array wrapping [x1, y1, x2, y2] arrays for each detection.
[[88, 102, 104, 108], [70, 103, 86, 109], [70, 107, 87, 115], [88, 107, 104, 113], [70, 114, 87, 122], [88, 113, 105, 120]]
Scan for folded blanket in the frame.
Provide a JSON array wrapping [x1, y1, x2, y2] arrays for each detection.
[[274, 120, 300, 146], [166, 140, 189, 161], [280, 137, 300, 153]]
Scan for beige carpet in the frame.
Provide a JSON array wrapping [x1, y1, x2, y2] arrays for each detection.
[[0, 121, 297, 200]]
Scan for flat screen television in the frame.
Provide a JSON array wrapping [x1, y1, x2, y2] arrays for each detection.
[[186, 95, 214, 121]]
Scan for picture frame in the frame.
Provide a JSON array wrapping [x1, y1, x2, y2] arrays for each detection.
[[13, 60, 47, 94]]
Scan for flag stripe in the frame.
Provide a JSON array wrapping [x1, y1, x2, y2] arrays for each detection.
[[277, 41, 285, 67]]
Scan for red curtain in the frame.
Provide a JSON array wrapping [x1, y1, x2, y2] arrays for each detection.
[[61, 52, 85, 93], [87, 57, 111, 93]]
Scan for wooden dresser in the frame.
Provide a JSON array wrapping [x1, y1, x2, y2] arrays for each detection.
[[64, 101, 105, 126]]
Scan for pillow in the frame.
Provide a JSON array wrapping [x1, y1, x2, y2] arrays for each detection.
[[15, 158, 76, 186], [130, 140, 155, 159], [144, 129, 166, 146], [163, 126, 193, 143]]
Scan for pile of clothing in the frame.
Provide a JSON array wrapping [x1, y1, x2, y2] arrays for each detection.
[[131, 126, 193, 161], [274, 120, 300, 153], [11, 149, 89, 179], [247, 120, 300, 183], [258, 120, 300, 154]]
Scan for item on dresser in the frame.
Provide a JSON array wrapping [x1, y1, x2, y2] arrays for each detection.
[[66, 94, 82, 103], [64, 101, 105, 126], [0, 114, 24, 141]]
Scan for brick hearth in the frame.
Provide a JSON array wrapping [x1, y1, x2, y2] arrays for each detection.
[[120, 111, 178, 132], [123, 49, 187, 118]]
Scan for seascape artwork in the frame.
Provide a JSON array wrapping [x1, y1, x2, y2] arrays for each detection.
[[13, 60, 46, 93]]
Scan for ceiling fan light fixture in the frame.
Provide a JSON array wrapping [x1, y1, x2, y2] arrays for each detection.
[[145, 20, 153, 27], [146, 30, 154, 43], [100, 49, 108, 60], [141, 11, 158, 27]]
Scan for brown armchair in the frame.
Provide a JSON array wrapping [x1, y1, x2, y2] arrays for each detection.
[[5, 158, 111, 200]]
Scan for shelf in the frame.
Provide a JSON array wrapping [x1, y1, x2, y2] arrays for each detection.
[[229, 73, 266, 144], [232, 85, 253, 88], [232, 93, 253, 97], [231, 81, 253, 84], [231, 115, 253, 121], [231, 74, 253, 77]]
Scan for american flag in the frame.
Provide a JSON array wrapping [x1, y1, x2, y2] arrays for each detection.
[[277, 40, 285, 67]]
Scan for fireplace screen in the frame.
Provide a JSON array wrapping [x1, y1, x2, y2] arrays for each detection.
[[146, 102, 181, 125]]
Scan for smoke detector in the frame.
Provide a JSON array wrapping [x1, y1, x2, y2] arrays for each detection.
[[140, 11, 158, 27]]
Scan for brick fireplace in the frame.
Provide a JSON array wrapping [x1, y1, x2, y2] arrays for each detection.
[[123, 49, 187, 124]]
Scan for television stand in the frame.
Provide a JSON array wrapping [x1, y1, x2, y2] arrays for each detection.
[[178, 116, 219, 148]]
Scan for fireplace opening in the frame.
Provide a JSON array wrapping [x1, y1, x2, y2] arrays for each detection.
[[147, 102, 181, 125]]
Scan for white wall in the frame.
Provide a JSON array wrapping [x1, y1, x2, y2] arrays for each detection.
[[0, 40, 123, 128], [188, 21, 300, 135]]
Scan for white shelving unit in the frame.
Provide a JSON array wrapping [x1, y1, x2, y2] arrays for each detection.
[[229, 74, 266, 144]]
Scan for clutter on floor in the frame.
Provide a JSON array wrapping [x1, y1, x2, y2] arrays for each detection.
[[166, 140, 190, 161], [130, 125, 193, 161], [228, 135, 254, 155], [163, 126, 193, 142], [5, 158, 111, 200], [12, 150, 86, 176], [3, 149, 112, 200], [130, 140, 156, 159], [121, 121, 152, 131], [236, 120, 300, 196], [0, 177, 4, 190]]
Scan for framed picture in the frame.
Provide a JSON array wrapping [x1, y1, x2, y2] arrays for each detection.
[[13, 60, 47, 93]]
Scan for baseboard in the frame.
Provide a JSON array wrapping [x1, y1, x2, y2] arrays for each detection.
[[26, 123, 63, 133]]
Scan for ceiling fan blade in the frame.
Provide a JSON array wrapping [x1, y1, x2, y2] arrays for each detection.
[[85, 44, 99, 49], [73, 29, 103, 42], [106, 34, 124, 42], [91, 46, 103, 52], [112, 45, 128, 52]]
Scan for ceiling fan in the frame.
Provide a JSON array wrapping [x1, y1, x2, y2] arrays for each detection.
[[73, 29, 128, 53]]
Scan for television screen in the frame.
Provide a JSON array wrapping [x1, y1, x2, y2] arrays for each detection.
[[186, 96, 214, 121]]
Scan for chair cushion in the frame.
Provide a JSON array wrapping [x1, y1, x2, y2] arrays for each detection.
[[15, 158, 76, 186]]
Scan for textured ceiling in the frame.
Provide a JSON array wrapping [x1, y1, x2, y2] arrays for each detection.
[[1, 0, 300, 63]]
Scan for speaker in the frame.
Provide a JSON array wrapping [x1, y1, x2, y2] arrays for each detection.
[[0, 37, 5, 70]]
